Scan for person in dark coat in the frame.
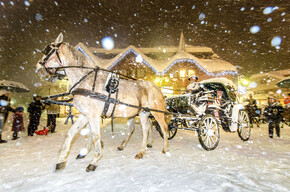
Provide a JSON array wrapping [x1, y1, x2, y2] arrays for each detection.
[[11, 107, 24, 140], [0, 91, 15, 143], [0, 92, 15, 124], [245, 94, 258, 127], [264, 96, 284, 138], [27, 95, 45, 136]]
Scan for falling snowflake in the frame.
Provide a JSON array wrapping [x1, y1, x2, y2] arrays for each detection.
[[24, 1, 30, 6], [250, 25, 260, 34], [35, 13, 43, 21], [271, 36, 282, 47]]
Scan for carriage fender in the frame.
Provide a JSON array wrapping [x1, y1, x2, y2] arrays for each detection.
[[230, 104, 244, 132]]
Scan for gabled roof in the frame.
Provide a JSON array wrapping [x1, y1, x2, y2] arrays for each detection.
[[250, 69, 290, 80], [75, 42, 237, 76]]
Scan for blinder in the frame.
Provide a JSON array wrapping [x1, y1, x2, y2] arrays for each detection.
[[42, 44, 53, 55]]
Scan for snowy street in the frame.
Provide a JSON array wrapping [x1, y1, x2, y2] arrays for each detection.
[[0, 117, 289, 192]]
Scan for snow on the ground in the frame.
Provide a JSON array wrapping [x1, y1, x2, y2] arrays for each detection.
[[0, 116, 290, 192]]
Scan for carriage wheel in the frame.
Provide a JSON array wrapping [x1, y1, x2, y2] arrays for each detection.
[[198, 114, 220, 151], [156, 120, 177, 140], [237, 110, 251, 141]]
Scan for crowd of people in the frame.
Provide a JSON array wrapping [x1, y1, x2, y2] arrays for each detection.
[[0, 91, 67, 143]]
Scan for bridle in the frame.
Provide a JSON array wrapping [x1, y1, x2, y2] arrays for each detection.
[[38, 43, 64, 76]]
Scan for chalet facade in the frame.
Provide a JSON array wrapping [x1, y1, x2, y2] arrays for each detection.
[[75, 32, 237, 94]]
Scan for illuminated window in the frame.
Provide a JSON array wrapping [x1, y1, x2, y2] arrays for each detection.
[[180, 70, 186, 77], [188, 70, 195, 76]]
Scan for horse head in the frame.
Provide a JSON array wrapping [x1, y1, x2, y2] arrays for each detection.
[[36, 33, 66, 81]]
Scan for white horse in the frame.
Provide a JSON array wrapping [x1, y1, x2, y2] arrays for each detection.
[[36, 33, 168, 172]]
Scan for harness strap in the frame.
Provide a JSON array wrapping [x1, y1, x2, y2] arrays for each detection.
[[92, 67, 99, 92], [55, 50, 62, 65], [41, 92, 71, 100], [110, 89, 119, 132], [69, 67, 99, 93], [101, 90, 112, 118], [71, 88, 174, 115], [41, 99, 73, 106]]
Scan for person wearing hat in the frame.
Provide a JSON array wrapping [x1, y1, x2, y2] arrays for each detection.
[[11, 107, 24, 140], [264, 96, 284, 138], [27, 95, 45, 136], [187, 75, 201, 94]]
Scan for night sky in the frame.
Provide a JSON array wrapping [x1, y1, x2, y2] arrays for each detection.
[[0, 0, 289, 89]]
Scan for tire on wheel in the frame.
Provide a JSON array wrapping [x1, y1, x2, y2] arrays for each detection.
[[155, 119, 177, 140], [198, 114, 220, 151], [237, 110, 251, 141]]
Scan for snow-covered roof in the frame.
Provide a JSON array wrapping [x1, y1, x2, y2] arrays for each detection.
[[0, 80, 30, 92], [250, 69, 290, 80], [75, 43, 237, 76]]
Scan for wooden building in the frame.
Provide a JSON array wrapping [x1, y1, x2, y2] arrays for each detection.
[[75, 32, 237, 94]]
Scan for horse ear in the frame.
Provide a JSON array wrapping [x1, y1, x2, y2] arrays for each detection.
[[55, 33, 64, 44]]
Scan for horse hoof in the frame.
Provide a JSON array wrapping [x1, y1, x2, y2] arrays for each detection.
[[147, 144, 152, 148], [162, 149, 167, 154], [76, 154, 86, 159], [135, 153, 143, 159], [117, 147, 123, 151], [86, 164, 97, 172], [55, 162, 66, 171]]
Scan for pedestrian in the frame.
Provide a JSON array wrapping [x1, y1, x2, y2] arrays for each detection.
[[27, 95, 45, 136], [11, 107, 24, 140], [46, 101, 60, 133], [0, 91, 15, 143], [0, 91, 15, 125], [245, 94, 258, 127], [64, 105, 74, 124], [0, 100, 8, 143], [264, 96, 284, 138]]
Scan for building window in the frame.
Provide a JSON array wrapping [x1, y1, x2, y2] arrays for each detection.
[[180, 70, 186, 78], [137, 68, 144, 78], [188, 70, 195, 77]]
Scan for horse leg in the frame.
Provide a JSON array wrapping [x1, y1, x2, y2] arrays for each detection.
[[86, 115, 103, 172], [76, 123, 92, 159], [151, 112, 169, 154], [117, 117, 135, 151], [56, 114, 88, 171], [135, 111, 151, 159], [147, 119, 153, 148]]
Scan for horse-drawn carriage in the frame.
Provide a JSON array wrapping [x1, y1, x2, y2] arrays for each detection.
[[36, 33, 251, 171], [152, 78, 251, 151]]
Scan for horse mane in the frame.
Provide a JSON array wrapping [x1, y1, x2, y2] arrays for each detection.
[[64, 43, 94, 68]]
